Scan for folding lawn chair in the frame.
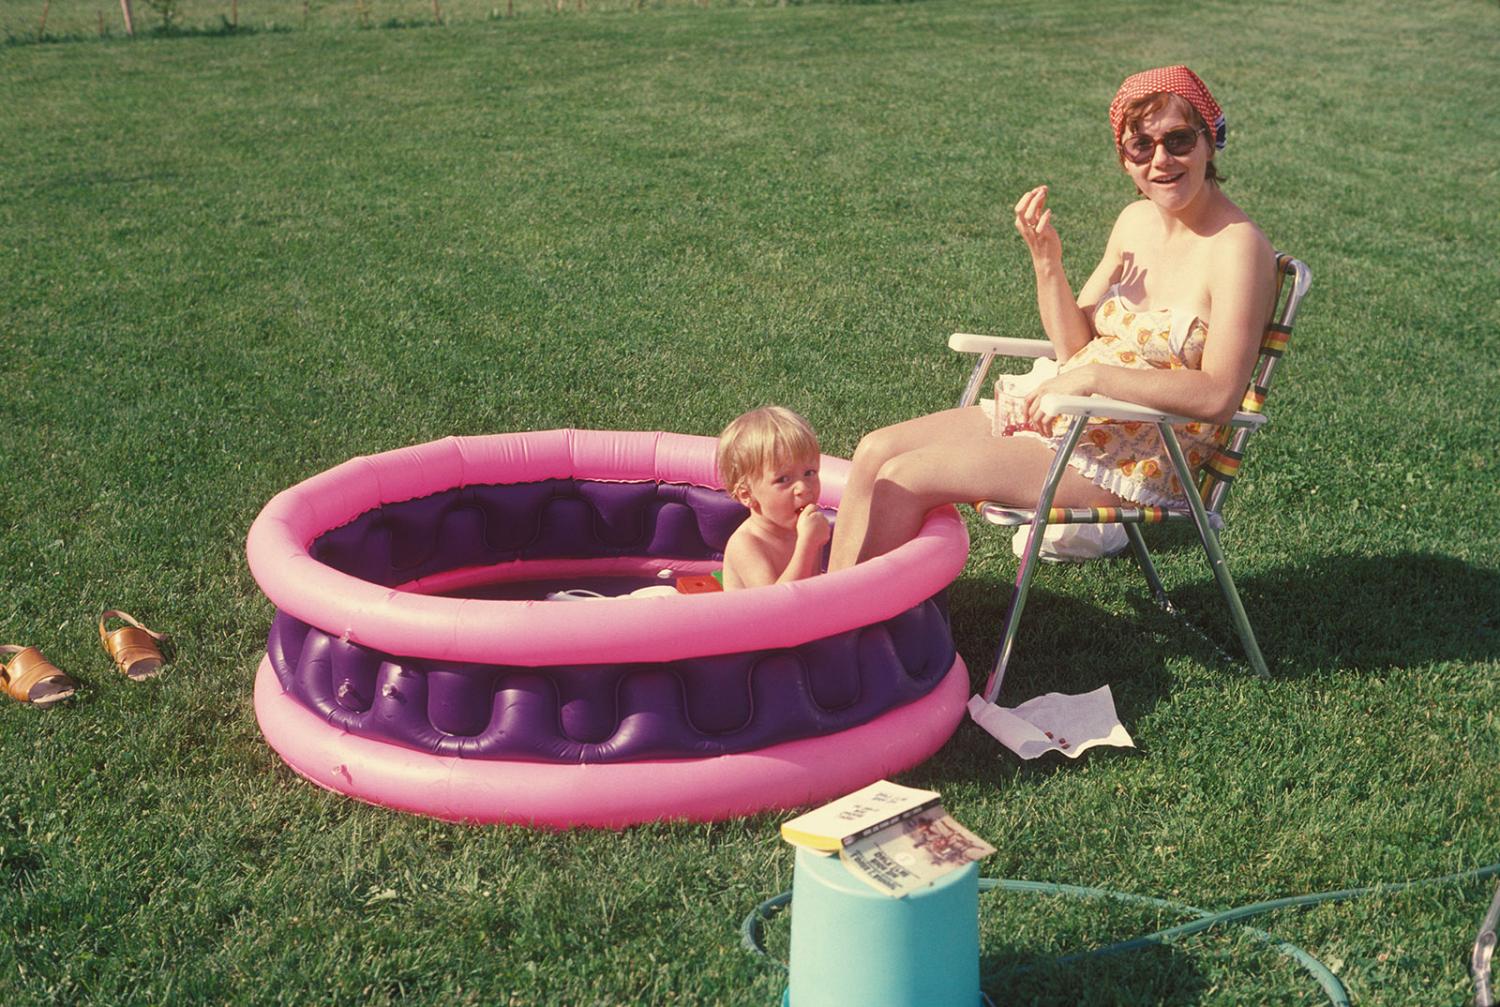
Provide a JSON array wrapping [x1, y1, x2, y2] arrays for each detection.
[[951, 252, 1312, 703]]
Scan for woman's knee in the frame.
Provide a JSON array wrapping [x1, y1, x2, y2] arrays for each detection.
[[850, 425, 903, 473], [872, 452, 932, 499]]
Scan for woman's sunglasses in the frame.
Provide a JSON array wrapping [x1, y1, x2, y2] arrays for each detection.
[[1119, 127, 1205, 164]]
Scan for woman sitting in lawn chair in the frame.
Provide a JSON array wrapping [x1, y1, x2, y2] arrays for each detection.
[[828, 66, 1277, 570]]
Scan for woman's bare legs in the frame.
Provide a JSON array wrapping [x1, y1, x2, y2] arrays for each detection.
[[827, 406, 1124, 571]]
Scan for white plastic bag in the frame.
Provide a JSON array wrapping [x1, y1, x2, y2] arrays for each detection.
[[1012, 522, 1128, 563]]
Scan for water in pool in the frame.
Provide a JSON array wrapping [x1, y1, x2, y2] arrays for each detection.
[[435, 573, 679, 602]]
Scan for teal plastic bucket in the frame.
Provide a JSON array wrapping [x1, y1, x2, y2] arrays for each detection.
[[784, 846, 980, 1006]]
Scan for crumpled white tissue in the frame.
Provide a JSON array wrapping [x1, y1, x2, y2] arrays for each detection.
[[967, 685, 1135, 760]]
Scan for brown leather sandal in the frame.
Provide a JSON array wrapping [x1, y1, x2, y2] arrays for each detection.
[[99, 610, 168, 681], [1, 645, 78, 707]]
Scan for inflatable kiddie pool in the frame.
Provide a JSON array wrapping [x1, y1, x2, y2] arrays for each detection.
[[247, 429, 969, 827]]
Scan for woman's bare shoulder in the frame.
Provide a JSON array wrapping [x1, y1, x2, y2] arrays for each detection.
[[1114, 198, 1157, 230], [1209, 215, 1274, 272], [1099, 199, 1158, 262], [1205, 214, 1277, 321]]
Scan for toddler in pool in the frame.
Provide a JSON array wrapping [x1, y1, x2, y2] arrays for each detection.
[[717, 406, 831, 591]]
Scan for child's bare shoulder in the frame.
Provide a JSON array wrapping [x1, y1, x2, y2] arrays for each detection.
[[724, 520, 772, 561], [723, 521, 780, 590]]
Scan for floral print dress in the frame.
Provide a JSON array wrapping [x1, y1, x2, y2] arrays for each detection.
[[997, 286, 1228, 507]]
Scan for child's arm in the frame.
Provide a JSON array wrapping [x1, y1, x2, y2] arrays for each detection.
[[722, 509, 829, 590], [774, 506, 830, 585]]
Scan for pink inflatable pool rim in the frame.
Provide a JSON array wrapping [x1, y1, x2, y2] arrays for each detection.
[[247, 429, 970, 827]]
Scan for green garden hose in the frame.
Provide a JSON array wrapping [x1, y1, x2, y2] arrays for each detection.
[[741, 861, 1500, 1006]]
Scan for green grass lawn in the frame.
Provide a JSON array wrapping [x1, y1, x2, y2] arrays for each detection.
[[3, 0, 1498, 1003]]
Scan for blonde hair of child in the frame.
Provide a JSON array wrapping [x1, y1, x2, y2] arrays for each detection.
[[716, 406, 820, 500]]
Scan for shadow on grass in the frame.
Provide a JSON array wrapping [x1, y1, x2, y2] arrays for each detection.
[[917, 548, 1497, 789], [982, 943, 1210, 1007], [947, 544, 1497, 689], [946, 576, 1182, 709], [378, 17, 447, 30], [1159, 550, 1500, 678], [909, 574, 1174, 790], [5, 20, 291, 46]]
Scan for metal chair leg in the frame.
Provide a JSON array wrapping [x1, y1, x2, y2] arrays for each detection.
[[1124, 524, 1174, 612], [980, 418, 1087, 703], [957, 352, 997, 409], [1473, 879, 1499, 1007], [1158, 425, 1270, 679]]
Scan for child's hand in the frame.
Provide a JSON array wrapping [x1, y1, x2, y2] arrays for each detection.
[[796, 505, 831, 550]]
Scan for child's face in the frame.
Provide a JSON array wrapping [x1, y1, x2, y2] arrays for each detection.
[[739, 453, 821, 530]]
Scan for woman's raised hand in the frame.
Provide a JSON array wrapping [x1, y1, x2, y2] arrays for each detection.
[[1013, 185, 1061, 264]]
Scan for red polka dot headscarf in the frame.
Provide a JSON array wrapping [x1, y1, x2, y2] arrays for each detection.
[[1109, 65, 1226, 151]]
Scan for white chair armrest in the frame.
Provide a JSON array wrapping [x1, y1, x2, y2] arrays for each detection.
[[1224, 410, 1269, 430], [948, 333, 1056, 359], [1038, 394, 1270, 431]]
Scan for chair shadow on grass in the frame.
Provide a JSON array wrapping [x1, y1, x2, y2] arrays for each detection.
[[924, 574, 1178, 787], [1141, 549, 1500, 680], [945, 545, 1500, 690], [922, 547, 1498, 786]]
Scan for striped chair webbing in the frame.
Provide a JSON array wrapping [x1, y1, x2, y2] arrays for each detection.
[[1239, 328, 1284, 416], [1196, 441, 1245, 505], [1197, 258, 1299, 505], [978, 503, 1180, 526], [975, 500, 1227, 532], [1202, 443, 1244, 482], [1199, 400, 1261, 505], [1262, 322, 1291, 357]]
